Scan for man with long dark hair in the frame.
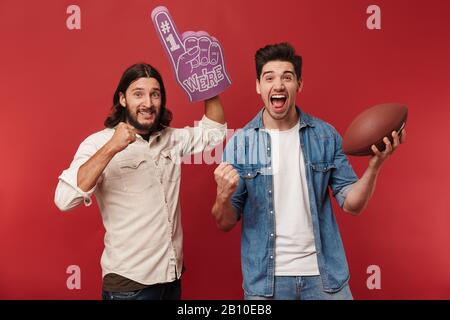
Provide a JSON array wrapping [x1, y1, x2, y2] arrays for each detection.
[[55, 63, 226, 300]]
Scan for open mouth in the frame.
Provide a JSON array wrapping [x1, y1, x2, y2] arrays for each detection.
[[138, 108, 156, 120], [270, 94, 287, 111]]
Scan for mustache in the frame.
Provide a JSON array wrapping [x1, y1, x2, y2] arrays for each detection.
[[137, 106, 157, 113]]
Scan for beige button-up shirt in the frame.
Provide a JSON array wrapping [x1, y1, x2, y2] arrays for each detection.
[[55, 115, 226, 285]]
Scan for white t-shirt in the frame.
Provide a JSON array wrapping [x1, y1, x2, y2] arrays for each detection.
[[267, 123, 320, 276]]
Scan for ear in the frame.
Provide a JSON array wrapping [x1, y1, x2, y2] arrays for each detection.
[[297, 79, 304, 93], [119, 92, 126, 108], [256, 78, 261, 95]]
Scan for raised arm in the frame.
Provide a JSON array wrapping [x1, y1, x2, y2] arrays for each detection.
[[77, 123, 136, 191], [343, 130, 406, 214], [204, 95, 225, 125], [55, 123, 136, 211]]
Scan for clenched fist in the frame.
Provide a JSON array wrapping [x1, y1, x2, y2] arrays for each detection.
[[214, 162, 240, 201], [107, 122, 137, 154]]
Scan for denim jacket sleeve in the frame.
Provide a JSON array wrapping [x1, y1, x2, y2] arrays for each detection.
[[222, 133, 247, 220], [329, 128, 359, 208]]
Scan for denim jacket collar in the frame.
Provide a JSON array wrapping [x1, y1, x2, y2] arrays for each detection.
[[245, 106, 315, 131]]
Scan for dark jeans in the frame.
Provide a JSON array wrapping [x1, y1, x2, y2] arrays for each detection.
[[102, 279, 181, 300]]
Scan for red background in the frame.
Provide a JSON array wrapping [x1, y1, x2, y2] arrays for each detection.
[[1, 0, 449, 299]]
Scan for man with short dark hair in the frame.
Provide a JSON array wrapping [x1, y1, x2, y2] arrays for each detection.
[[55, 63, 226, 300], [212, 43, 405, 300]]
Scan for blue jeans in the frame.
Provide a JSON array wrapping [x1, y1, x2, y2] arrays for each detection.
[[102, 279, 181, 300], [245, 276, 353, 300]]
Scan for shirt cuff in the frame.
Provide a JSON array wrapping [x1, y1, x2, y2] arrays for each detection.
[[335, 183, 355, 208], [58, 167, 96, 207], [200, 115, 227, 129], [199, 115, 227, 146]]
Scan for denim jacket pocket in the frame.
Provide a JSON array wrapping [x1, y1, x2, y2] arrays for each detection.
[[309, 162, 336, 200], [238, 167, 263, 194], [241, 168, 260, 179]]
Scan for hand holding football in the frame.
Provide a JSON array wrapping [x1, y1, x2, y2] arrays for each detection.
[[343, 103, 408, 156]]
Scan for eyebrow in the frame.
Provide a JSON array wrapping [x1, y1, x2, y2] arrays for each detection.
[[262, 71, 274, 77], [132, 87, 160, 92], [262, 71, 295, 77]]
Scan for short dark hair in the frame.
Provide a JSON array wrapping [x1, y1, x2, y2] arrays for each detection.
[[104, 63, 172, 129], [255, 42, 302, 80]]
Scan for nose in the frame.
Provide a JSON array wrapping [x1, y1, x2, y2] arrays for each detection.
[[273, 78, 285, 91], [142, 94, 151, 107]]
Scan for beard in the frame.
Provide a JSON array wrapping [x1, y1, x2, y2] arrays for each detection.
[[125, 106, 162, 134]]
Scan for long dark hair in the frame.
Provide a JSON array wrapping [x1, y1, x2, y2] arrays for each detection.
[[104, 63, 172, 130]]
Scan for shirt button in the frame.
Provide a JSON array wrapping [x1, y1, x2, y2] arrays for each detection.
[[270, 210, 273, 214], [267, 147, 270, 151], [270, 256, 273, 259], [270, 233, 274, 237], [268, 190, 272, 194], [247, 173, 251, 176]]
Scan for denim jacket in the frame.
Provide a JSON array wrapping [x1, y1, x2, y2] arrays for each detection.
[[223, 107, 359, 296]]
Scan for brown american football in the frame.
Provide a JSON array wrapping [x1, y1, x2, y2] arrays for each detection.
[[342, 103, 408, 156]]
